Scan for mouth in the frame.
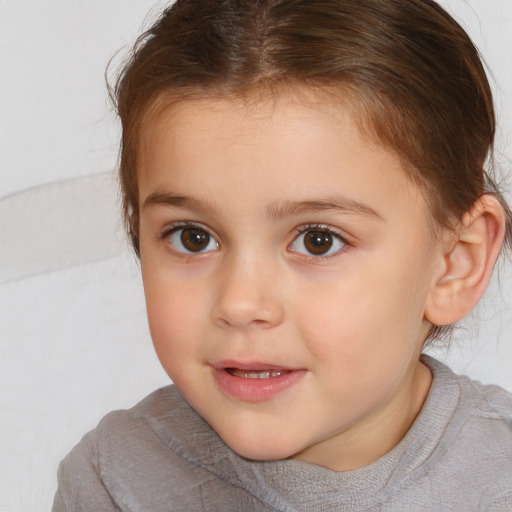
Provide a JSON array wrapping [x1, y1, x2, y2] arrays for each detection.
[[225, 368, 292, 379], [212, 361, 305, 401]]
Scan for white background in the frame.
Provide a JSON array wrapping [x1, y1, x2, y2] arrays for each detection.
[[0, 1, 511, 510]]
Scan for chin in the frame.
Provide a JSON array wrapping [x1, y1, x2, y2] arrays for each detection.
[[229, 442, 293, 462], [218, 428, 300, 462]]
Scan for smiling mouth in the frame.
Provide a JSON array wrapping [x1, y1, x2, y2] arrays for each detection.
[[226, 368, 292, 379], [214, 364, 306, 400]]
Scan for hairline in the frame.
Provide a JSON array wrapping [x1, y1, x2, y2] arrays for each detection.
[[134, 82, 444, 235]]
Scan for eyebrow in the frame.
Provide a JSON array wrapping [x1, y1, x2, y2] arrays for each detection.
[[142, 192, 218, 215], [142, 191, 384, 222], [265, 196, 384, 222]]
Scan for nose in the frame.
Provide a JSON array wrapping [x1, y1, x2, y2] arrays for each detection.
[[211, 254, 285, 329]]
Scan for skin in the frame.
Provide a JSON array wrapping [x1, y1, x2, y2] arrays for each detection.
[[137, 93, 446, 471]]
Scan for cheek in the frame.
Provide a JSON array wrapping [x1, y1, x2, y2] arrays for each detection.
[[292, 286, 377, 378], [293, 257, 430, 366], [142, 269, 208, 369]]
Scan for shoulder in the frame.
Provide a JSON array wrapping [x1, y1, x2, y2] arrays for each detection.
[[448, 362, 512, 436], [415, 357, 512, 508], [423, 355, 512, 428], [72, 385, 185, 463], [459, 373, 512, 418], [54, 386, 271, 511], [86, 384, 201, 458], [453, 369, 512, 479], [94, 385, 183, 436], [54, 386, 215, 511]]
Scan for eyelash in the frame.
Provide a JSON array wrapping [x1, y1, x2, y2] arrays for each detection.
[[159, 221, 219, 253], [291, 223, 350, 257], [160, 221, 205, 240], [159, 221, 350, 258], [294, 223, 346, 238]]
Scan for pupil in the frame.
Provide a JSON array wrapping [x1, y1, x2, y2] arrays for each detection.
[[304, 231, 333, 255], [181, 228, 210, 252]]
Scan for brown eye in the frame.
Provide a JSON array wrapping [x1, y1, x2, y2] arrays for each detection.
[[290, 228, 346, 257], [181, 228, 210, 251], [304, 231, 333, 255], [169, 226, 219, 253]]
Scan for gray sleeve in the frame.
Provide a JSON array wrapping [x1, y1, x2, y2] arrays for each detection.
[[483, 490, 512, 512], [52, 430, 120, 512]]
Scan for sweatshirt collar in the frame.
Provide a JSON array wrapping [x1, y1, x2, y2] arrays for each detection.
[[148, 356, 461, 510]]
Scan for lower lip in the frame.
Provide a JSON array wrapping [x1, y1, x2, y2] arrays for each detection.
[[213, 368, 306, 402]]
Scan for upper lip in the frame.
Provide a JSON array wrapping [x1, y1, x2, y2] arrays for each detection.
[[212, 360, 299, 371]]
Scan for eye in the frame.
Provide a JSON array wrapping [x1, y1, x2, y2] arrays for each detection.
[[167, 225, 219, 254], [290, 227, 346, 257]]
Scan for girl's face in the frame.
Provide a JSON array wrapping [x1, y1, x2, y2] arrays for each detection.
[[138, 94, 444, 471]]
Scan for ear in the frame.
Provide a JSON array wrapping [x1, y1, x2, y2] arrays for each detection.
[[424, 195, 506, 326]]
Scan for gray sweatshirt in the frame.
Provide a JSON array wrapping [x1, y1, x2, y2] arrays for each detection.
[[53, 356, 512, 511]]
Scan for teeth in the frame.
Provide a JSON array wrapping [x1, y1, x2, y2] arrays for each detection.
[[227, 369, 289, 379]]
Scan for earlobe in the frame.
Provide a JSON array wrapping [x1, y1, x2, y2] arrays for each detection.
[[425, 195, 506, 326]]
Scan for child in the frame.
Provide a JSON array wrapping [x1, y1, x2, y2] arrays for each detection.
[[53, 0, 512, 510]]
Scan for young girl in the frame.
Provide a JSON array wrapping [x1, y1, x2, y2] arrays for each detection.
[[53, 0, 512, 510]]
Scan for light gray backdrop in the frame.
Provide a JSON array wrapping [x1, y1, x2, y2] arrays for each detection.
[[1, 1, 511, 510]]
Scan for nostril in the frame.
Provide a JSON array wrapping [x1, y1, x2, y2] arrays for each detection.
[[211, 294, 285, 329], [211, 262, 285, 328]]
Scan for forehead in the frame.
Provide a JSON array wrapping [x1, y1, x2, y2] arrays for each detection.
[[137, 92, 431, 230], [139, 87, 367, 161], [139, 90, 394, 175]]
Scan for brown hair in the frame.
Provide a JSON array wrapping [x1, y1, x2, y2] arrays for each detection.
[[111, 0, 512, 259]]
